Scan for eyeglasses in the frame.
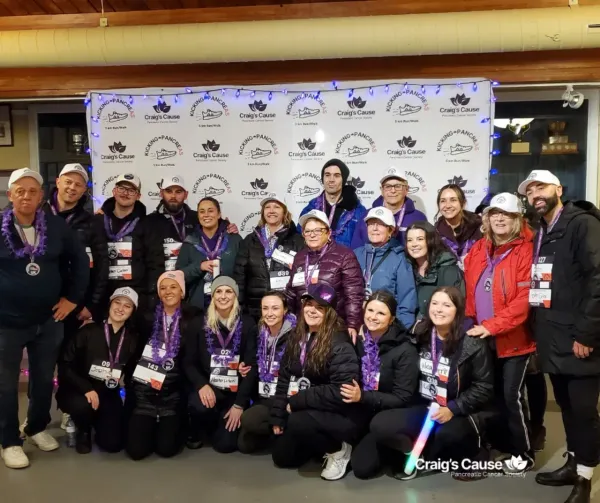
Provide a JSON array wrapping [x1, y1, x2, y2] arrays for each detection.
[[383, 183, 409, 192], [116, 186, 138, 196], [303, 228, 328, 237]]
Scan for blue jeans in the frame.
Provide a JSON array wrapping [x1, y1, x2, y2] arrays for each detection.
[[0, 319, 64, 448]]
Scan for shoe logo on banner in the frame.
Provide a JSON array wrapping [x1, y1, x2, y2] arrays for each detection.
[[437, 129, 479, 162], [286, 93, 327, 125], [441, 94, 480, 117], [144, 135, 184, 168], [189, 95, 230, 128], [385, 88, 429, 125], [403, 171, 427, 194], [97, 97, 135, 131], [287, 172, 323, 204], [335, 132, 376, 165], [239, 134, 279, 166], [192, 173, 232, 201]]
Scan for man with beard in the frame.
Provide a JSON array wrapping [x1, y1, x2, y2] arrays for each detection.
[[298, 158, 367, 248], [518, 170, 600, 503], [97, 173, 163, 314]]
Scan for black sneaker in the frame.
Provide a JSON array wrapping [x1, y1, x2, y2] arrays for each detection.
[[535, 452, 577, 487], [531, 426, 546, 452], [186, 435, 203, 450], [75, 429, 92, 455]]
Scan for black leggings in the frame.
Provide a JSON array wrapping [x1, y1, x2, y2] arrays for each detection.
[[56, 388, 125, 453], [188, 390, 239, 453], [525, 372, 547, 430], [125, 414, 183, 461]]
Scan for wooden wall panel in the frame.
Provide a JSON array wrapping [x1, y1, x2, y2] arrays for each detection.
[[0, 49, 598, 99]]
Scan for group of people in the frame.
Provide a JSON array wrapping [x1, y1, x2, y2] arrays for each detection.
[[0, 158, 598, 503]]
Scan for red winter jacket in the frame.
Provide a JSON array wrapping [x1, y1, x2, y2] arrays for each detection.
[[464, 227, 536, 358]]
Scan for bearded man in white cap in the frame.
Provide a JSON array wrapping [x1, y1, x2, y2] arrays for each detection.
[[0, 168, 89, 469], [519, 169, 600, 503]]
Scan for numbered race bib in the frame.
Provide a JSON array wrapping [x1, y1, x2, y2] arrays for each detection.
[[372, 372, 381, 391], [270, 270, 290, 291], [272, 248, 295, 269], [88, 360, 122, 382], [108, 238, 133, 280], [292, 267, 319, 287], [259, 379, 278, 398], [163, 241, 182, 272], [287, 377, 299, 397], [210, 350, 240, 370], [418, 353, 449, 406], [210, 368, 239, 391], [85, 247, 94, 268], [132, 360, 167, 390], [530, 255, 553, 308]]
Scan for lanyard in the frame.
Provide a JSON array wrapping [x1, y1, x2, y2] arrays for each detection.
[[162, 313, 180, 347], [104, 323, 126, 371], [363, 248, 393, 288], [198, 231, 226, 260], [486, 247, 513, 271], [49, 194, 75, 225], [169, 209, 186, 242], [215, 318, 240, 349], [304, 243, 329, 289], [105, 215, 139, 241], [534, 207, 564, 264], [395, 204, 407, 230], [262, 332, 282, 371], [299, 334, 313, 376], [322, 193, 338, 227], [431, 328, 442, 376], [15, 224, 37, 257], [255, 226, 279, 259]]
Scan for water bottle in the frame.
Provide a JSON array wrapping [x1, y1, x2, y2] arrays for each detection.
[[66, 418, 76, 448]]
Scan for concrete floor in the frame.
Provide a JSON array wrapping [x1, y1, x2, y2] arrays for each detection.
[[1, 398, 599, 503]]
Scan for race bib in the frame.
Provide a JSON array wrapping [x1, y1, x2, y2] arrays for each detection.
[[259, 379, 278, 398], [272, 248, 295, 269], [132, 360, 167, 390], [163, 241, 182, 272], [204, 282, 212, 295], [292, 267, 319, 287], [88, 360, 122, 382], [270, 270, 290, 291], [210, 367, 239, 391], [530, 256, 553, 308], [85, 246, 94, 268], [210, 350, 240, 370], [108, 238, 133, 280], [288, 378, 299, 397]]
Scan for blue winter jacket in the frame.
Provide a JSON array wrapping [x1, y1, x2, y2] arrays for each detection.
[[350, 196, 427, 250], [354, 241, 418, 330]]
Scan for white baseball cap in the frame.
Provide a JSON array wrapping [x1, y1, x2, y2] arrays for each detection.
[[260, 194, 287, 208], [299, 209, 330, 229], [380, 167, 407, 185], [59, 163, 89, 183], [365, 206, 395, 227], [161, 175, 186, 191], [109, 287, 139, 308], [482, 193, 523, 215], [115, 173, 141, 191], [518, 170, 561, 196], [8, 168, 43, 187]]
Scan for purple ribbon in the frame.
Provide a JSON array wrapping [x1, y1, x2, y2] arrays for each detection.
[[394, 204, 407, 230], [442, 236, 476, 263], [361, 331, 381, 391], [304, 243, 330, 289], [1, 208, 47, 261], [195, 230, 228, 260], [431, 327, 442, 377], [299, 335, 314, 371], [49, 193, 75, 225], [205, 317, 242, 366], [257, 313, 296, 383], [255, 226, 278, 259], [150, 303, 182, 365], [104, 323, 126, 371], [104, 214, 139, 241], [169, 209, 186, 242], [486, 248, 513, 271], [534, 206, 564, 264]]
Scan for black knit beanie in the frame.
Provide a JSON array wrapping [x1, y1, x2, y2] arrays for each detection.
[[321, 158, 350, 185]]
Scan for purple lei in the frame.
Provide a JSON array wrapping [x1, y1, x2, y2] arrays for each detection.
[[315, 193, 355, 237], [442, 236, 476, 262], [254, 226, 278, 259], [150, 303, 182, 365], [361, 330, 381, 392], [205, 316, 242, 366], [1, 208, 48, 260], [257, 313, 296, 382], [104, 214, 140, 241]]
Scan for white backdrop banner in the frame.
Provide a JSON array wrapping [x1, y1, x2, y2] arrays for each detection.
[[87, 79, 494, 235]]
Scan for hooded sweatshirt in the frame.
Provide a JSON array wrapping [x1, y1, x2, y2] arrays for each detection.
[[435, 210, 483, 269]]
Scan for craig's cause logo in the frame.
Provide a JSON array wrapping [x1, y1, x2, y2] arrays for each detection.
[[240, 100, 276, 122], [335, 132, 377, 164], [96, 97, 135, 130], [191, 173, 232, 199], [101, 174, 120, 196], [241, 178, 276, 201], [193, 139, 229, 163], [145, 99, 182, 124], [144, 135, 184, 167], [239, 134, 279, 166], [240, 210, 262, 234], [286, 172, 323, 203], [385, 89, 429, 123], [189, 95, 230, 127], [286, 93, 327, 124], [437, 129, 480, 162], [289, 138, 326, 161], [387, 136, 427, 160], [447, 175, 475, 195], [347, 177, 375, 198], [338, 96, 376, 120], [440, 94, 481, 117], [101, 141, 135, 164]]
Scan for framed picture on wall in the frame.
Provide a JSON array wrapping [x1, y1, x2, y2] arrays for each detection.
[[0, 105, 13, 147]]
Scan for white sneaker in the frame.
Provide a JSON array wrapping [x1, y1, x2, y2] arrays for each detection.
[[19, 419, 27, 437], [1, 446, 30, 469], [60, 413, 70, 431], [321, 442, 352, 481], [28, 431, 59, 452]]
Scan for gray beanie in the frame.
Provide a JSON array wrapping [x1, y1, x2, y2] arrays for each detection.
[[211, 276, 239, 297]]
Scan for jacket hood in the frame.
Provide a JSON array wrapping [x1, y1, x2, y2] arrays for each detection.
[[253, 221, 299, 240], [372, 195, 417, 214], [185, 219, 228, 245], [47, 186, 90, 213], [433, 250, 459, 268], [332, 330, 353, 345], [101, 197, 147, 220], [364, 240, 404, 255], [339, 184, 360, 211], [436, 210, 482, 243], [549, 201, 600, 236], [376, 321, 410, 354], [484, 224, 534, 255]]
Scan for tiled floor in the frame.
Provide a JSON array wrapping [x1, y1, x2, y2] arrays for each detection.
[[1, 397, 599, 503]]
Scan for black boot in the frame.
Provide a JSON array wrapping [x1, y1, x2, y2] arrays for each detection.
[[75, 429, 92, 455], [535, 452, 577, 486], [565, 476, 591, 503]]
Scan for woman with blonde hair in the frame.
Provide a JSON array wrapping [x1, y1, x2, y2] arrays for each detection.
[[464, 193, 536, 471], [183, 276, 257, 453], [233, 196, 304, 321]]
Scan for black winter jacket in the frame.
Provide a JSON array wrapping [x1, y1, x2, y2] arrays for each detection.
[[129, 305, 202, 418], [57, 321, 138, 396], [43, 189, 109, 321], [233, 223, 304, 318], [357, 322, 419, 413], [531, 201, 600, 375], [182, 313, 258, 409], [270, 331, 360, 427], [144, 202, 198, 272], [97, 198, 164, 304]]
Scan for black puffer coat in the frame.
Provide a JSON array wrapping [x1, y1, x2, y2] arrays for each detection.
[[270, 331, 361, 427], [233, 223, 304, 319], [357, 322, 419, 413]]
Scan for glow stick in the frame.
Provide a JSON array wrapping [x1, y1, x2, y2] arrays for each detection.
[[404, 402, 440, 476]]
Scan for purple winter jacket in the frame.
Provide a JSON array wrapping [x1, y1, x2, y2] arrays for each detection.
[[285, 241, 365, 330]]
